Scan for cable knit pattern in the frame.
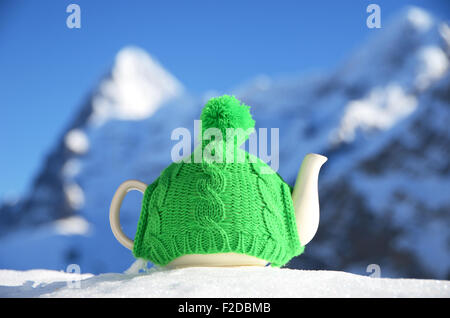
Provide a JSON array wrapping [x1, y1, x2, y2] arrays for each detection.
[[132, 95, 303, 267], [133, 149, 303, 267], [194, 162, 225, 227]]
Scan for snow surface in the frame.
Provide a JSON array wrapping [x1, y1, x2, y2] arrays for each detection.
[[0, 267, 448, 298]]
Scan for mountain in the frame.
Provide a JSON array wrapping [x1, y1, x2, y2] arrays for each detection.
[[236, 7, 450, 279], [0, 7, 448, 278], [286, 73, 450, 279], [0, 47, 189, 273], [0, 47, 183, 233]]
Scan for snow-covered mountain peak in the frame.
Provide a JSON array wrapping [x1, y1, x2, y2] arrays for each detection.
[[336, 6, 446, 89], [90, 46, 183, 125], [328, 6, 448, 147]]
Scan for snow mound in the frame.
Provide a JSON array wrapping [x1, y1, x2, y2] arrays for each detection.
[[1, 268, 449, 298]]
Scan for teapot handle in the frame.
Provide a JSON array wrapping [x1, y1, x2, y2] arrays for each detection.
[[109, 179, 148, 250]]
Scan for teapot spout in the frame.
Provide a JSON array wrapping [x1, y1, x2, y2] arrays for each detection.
[[292, 153, 327, 246]]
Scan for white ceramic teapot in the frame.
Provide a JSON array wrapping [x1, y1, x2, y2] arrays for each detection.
[[110, 153, 327, 268]]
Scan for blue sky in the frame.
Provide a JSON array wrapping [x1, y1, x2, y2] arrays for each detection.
[[0, 0, 449, 199]]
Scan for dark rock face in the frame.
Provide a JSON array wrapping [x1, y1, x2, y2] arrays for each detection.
[[0, 96, 96, 235], [286, 75, 450, 278]]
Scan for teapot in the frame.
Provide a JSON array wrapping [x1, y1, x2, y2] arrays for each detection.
[[109, 95, 327, 268]]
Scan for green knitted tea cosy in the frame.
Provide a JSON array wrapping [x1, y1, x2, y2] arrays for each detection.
[[133, 95, 304, 267]]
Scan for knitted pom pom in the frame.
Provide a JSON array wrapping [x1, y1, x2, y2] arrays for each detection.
[[200, 95, 255, 142]]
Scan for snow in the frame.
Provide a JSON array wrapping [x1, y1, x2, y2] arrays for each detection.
[[440, 23, 450, 50], [53, 216, 91, 236], [331, 84, 417, 145], [64, 129, 89, 154], [62, 158, 82, 178], [405, 6, 433, 31], [0, 267, 448, 298], [63, 182, 85, 210], [90, 46, 183, 125], [414, 46, 448, 90], [336, 7, 440, 90]]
